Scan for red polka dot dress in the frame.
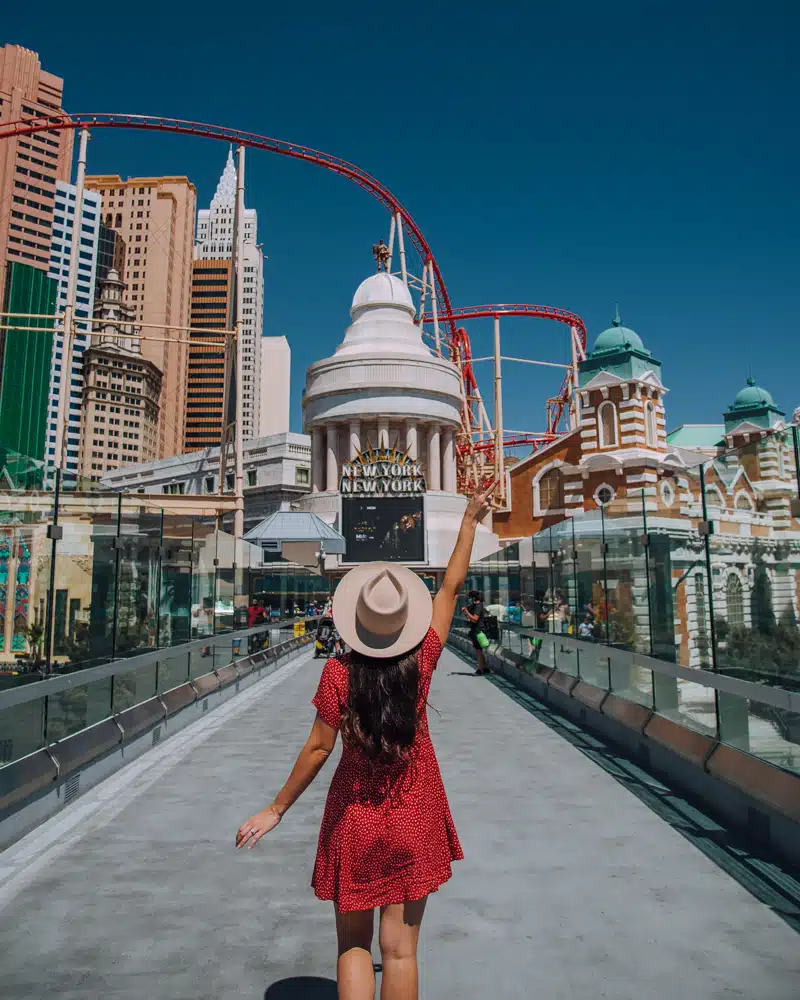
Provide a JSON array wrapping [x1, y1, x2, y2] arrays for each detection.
[[311, 627, 463, 912]]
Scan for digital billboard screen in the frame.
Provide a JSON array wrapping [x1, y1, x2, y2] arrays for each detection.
[[342, 497, 425, 563]]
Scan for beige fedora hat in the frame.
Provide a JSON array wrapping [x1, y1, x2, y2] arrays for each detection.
[[333, 562, 432, 659]]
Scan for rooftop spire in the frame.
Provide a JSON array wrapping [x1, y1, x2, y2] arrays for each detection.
[[211, 146, 237, 208], [613, 303, 621, 327]]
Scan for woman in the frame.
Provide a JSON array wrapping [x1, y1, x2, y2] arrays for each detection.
[[236, 482, 496, 999], [463, 588, 490, 675]]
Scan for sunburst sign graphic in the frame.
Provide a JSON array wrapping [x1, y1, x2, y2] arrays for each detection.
[[340, 441, 427, 496]]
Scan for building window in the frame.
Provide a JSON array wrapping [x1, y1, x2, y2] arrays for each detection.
[[726, 575, 744, 628], [593, 483, 616, 507], [645, 401, 657, 446], [226, 473, 235, 491], [204, 476, 215, 493], [296, 467, 310, 486], [735, 492, 754, 511], [246, 469, 257, 487], [598, 401, 618, 448], [536, 468, 563, 511]]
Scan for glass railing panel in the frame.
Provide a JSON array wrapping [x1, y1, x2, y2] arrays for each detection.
[[215, 530, 235, 633], [572, 511, 606, 641], [608, 650, 654, 707], [191, 522, 216, 639], [0, 697, 44, 764], [0, 476, 53, 674], [709, 428, 800, 689], [45, 676, 113, 743], [575, 642, 610, 688], [647, 461, 711, 668], [115, 497, 162, 658], [190, 644, 216, 680], [603, 492, 649, 653], [157, 653, 191, 693], [653, 672, 717, 736], [111, 663, 157, 714], [50, 491, 118, 672], [731, 694, 800, 774], [159, 512, 194, 649]]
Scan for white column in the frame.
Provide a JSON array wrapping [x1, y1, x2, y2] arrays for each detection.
[[326, 423, 339, 492], [427, 424, 441, 490], [442, 426, 456, 492], [378, 417, 389, 449], [406, 419, 418, 460], [349, 419, 361, 459], [311, 428, 324, 493]]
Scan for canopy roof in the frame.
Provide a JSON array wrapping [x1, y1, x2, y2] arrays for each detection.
[[243, 509, 346, 553]]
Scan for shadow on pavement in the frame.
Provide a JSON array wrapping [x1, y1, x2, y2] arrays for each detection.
[[265, 976, 338, 998]]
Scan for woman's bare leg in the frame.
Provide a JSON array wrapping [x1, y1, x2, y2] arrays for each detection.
[[335, 906, 376, 1000], [378, 897, 427, 1000]]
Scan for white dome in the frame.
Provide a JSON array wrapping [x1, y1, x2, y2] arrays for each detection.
[[350, 272, 415, 318]]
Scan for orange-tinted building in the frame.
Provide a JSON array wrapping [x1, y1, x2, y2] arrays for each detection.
[[0, 44, 73, 302], [84, 174, 196, 459]]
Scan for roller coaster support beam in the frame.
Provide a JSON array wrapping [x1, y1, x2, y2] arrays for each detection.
[[493, 315, 505, 501]]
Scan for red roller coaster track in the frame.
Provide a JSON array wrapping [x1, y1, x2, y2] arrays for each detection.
[[0, 113, 588, 482], [0, 113, 458, 330]]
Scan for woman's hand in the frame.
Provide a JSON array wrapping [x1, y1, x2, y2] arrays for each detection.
[[464, 480, 498, 524], [235, 804, 282, 850]]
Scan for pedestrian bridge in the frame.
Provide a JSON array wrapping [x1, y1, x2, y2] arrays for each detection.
[[1, 636, 798, 999]]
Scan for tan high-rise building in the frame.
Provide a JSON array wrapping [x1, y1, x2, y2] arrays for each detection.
[[79, 269, 162, 480], [84, 174, 196, 458], [0, 44, 73, 303]]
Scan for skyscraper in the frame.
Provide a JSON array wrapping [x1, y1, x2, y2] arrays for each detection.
[[0, 43, 73, 305], [45, 181, 101, 472], [79, 269, 162, 480], [84, 174, 196, 459], [193, 150, 264, 440]]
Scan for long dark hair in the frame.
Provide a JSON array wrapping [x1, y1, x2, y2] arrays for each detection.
[[341, 641, 423, 765]]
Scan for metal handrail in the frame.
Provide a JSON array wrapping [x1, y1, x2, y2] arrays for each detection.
[[0, 616, 319, 712], [450, 622, 800, 714]]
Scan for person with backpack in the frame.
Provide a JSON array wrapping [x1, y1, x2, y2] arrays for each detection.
[[463, 589, 491, 675]]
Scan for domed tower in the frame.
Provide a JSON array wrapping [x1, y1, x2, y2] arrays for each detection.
[[723, 377, 784, 435], [577, 311, 667, 457], [301, 271, 497, 571], [303, 272, 463, 494]]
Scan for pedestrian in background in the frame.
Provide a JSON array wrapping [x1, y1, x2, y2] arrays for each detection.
[[463, 588, 490, 674]]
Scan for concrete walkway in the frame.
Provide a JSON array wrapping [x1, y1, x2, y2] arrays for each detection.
[[0, 646, 797, 999]]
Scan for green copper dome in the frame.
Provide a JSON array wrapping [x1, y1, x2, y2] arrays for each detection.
[[731, 377, 776, 410], [591, 316, 645, 355]]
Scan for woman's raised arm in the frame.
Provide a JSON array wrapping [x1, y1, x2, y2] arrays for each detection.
[[431, 482, 496, 644]]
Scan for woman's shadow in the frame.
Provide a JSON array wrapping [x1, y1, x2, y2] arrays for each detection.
[[264, 977, 338, 999]]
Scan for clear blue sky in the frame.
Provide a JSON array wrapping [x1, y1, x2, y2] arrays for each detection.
[[4, 1, 798, 436]]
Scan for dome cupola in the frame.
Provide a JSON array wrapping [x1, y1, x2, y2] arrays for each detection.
[[336, 272, 428, 358], [590, 308, 647, 357], [724, 376, 784, 432]]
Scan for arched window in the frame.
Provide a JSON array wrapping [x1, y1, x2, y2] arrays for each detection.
[[598, 401, 618, 448], [536, 468, 564, 511], [726, 575, 744, 627], [645, 402, 657, 446], [704, 485, 723, 509], [735, 492, 754, 511]]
